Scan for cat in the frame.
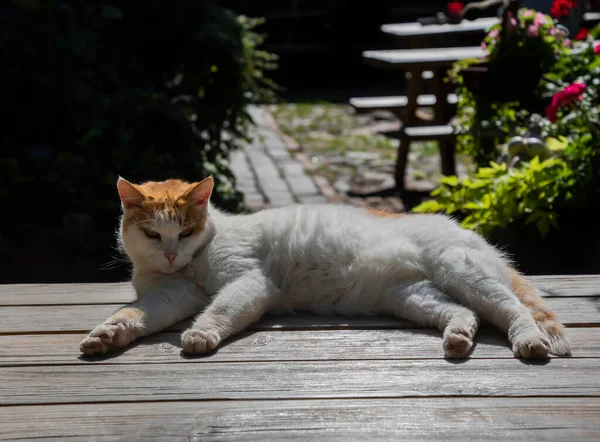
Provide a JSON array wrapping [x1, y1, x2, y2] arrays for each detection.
[[80, 176, 571, 359]]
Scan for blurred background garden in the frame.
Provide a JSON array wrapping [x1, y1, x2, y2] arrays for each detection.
[[1, 0, 599, 282]]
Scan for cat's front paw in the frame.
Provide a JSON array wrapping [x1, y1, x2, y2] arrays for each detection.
[[80, 322, 134, 356], [181, 329, 221, 354]]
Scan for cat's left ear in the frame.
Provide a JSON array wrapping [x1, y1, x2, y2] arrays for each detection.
[[186, 176, 214, 207]]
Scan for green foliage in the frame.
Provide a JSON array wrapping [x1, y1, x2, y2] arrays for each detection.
[[0, 0, 277, 233], [413, 157, 575, 237], [414, 10, 600, 238]]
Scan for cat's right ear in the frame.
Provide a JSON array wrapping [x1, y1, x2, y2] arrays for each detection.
[[117, 177, 144, 210]]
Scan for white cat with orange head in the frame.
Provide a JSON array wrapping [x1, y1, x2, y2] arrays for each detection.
[[80, 176, 571, 359]]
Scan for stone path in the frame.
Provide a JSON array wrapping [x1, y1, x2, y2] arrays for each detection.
[[231, 105, 418, 214], [230, 106, 329, 211]]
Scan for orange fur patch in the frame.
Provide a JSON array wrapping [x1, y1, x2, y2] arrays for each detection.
[[111, 307, 142, 322], [121, 179, 210, 233], [544, 322, 564, 336]]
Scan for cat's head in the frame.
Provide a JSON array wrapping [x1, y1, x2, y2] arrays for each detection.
[[116, 176, 214, 274]]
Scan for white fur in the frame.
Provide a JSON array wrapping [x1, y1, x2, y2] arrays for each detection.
[[81, 203, 550, 359]]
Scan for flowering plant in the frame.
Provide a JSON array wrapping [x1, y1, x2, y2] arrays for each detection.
[[550, 0, 576, 19], [447, 1, 464, 16], [482, 8, 570, 69], [413, 9, 600, 238]]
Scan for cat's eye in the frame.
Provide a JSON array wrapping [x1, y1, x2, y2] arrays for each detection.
[[179, 228, 194, 239], [144, 229, 161, 240]]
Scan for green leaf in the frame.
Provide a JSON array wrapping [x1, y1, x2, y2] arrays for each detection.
[[546, 136, 569, 152], [439, 175, 459, 187], [536, 217, 550, 237], [412, 200, 443, 213]]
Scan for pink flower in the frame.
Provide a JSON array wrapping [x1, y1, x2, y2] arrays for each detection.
[[527, 24, 539, 37], [488, 28, 499, 39], [595, 43, 600, 55], [508, 12, 517, 31], [534, 12, 546, 27], [564, 38, 571, 47], [545, 82, 586, 122], [481, 41, 487, 52], [523, 9, 534, 18]]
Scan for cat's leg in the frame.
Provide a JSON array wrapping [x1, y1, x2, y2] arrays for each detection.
[[381, 280, 480, 359], [430, 247, 551, 359], [181, 269, 279, 354], [80, 278, 207, 356]]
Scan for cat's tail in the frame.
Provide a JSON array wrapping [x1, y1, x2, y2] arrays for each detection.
[[507, 267, 571, 356]]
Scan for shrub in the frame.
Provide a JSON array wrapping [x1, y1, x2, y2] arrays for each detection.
[[413, 8, 600, 237], [0, 0, 277, 236]]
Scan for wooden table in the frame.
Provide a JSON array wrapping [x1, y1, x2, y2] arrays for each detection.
[[381, 17, 498, 38], [362, 46, 485, 188], [1, 275, 600, 440], [381, 12, 599, 39]]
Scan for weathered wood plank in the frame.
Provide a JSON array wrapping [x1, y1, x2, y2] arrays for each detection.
[[2, 275, 595, 306], [2, 398, 599, 441], [1, 358, 598, 405], [0, 282, 136, 305], [0, 296, 595, 334], [381, 17, 499, 37], [1, 328, 596, 367], [363, 46, 486, 70], [531, 275, 600, 298]]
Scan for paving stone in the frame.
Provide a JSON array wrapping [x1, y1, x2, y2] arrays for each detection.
[[287, 175, 319, 196], [281, 162, 307, 177]]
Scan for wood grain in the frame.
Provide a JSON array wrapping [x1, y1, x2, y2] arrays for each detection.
[[0, 296, 596, 334], [0, 328, 596, 366], [0, 282, 136, 305], [2, 398, 599, 441], [1, 275, 596, 306], [1, 358, 598, 405]]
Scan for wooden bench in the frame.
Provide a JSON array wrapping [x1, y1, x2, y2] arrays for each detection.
[[350, 95, 458, 138], [381, 17, 498, 38], [359, 45, 485, 188], [350, 93, 458, 112]]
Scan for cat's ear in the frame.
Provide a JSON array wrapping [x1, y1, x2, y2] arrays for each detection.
[[186, 176, 214, 207], [117, 177, 144, 210]]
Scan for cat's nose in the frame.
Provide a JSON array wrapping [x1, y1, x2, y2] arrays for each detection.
[[164, 252, 178, 264]]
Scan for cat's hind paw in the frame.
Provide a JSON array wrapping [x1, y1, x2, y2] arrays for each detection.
[[513, 334, 550, 360], [181, 329, 221, 354], [79, 322, 133, 356]]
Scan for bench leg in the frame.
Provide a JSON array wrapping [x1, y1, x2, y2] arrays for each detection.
[[440, 140, 456, 177], [432, 68, 456, 177], [394, 68, 423, 189]]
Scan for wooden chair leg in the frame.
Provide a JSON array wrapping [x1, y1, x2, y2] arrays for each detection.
[[394, 136, 410, 187], [440, 140, 456, 177], [394, 68, 423, 190], [431, 68, 456, 177]]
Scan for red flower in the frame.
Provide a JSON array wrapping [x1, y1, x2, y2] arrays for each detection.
[[448, 1, 464, 15], [595, 43, 600, 55], [550, 0, 575, 19], [545, 83, 586, 122], [574, 28, 589, 41]]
